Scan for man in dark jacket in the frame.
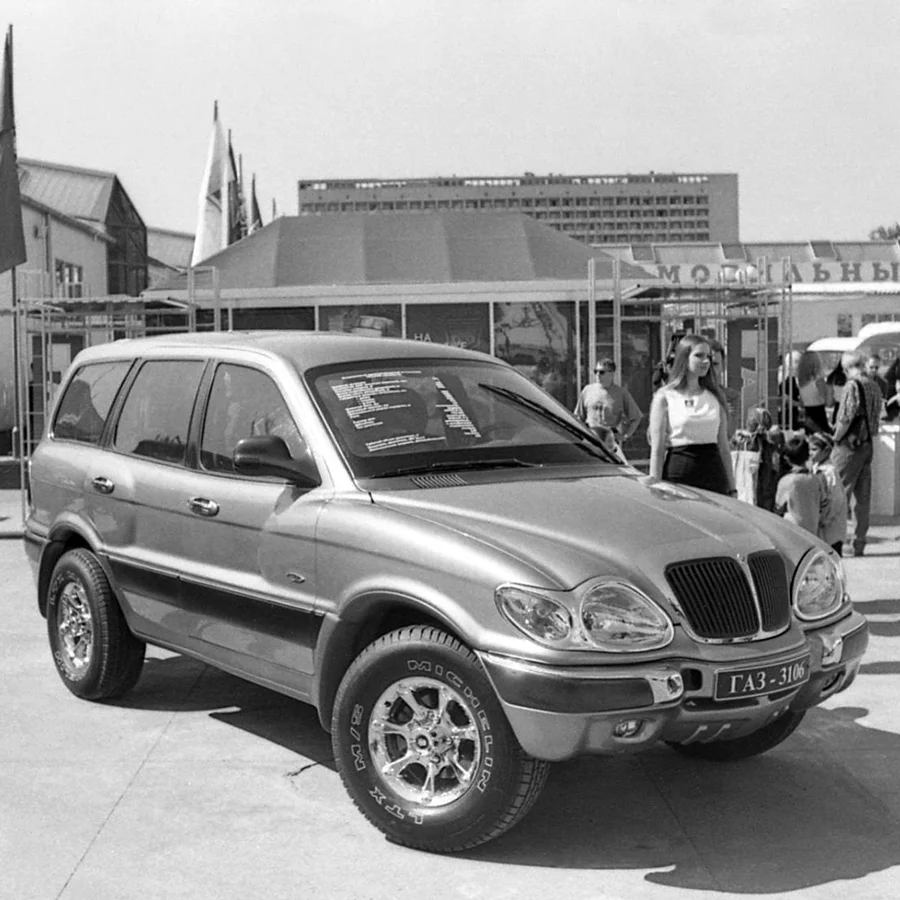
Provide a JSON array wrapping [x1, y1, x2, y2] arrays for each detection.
[[831, 351, 883, 556]]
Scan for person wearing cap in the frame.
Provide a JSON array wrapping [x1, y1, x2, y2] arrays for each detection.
[[574, 358, 643, 455]]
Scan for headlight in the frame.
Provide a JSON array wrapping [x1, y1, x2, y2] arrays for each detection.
[[496, 580, 673, 652], [580, 581, 674, 652], [495, 585, 573, 644], [792, 549, 845, 621]]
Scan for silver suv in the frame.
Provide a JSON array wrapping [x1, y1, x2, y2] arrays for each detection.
[[25, 332, 868, 853]]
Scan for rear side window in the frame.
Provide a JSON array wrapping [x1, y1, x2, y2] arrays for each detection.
[[53, 362, 131, 444], [113, 360, 205, 464]]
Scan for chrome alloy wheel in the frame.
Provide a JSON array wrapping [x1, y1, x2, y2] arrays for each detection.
[[368, 676, 482, 806], [56, 579, 93, 677]]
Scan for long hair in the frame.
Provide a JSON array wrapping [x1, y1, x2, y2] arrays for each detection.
[[666, 333, 727, 406], [796, 350, 823, 385]]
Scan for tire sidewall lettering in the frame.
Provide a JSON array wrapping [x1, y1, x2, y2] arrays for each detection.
[[344, 651, 501, 824]]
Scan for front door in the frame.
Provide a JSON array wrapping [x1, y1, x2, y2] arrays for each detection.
[[179, 361, 327, 700]]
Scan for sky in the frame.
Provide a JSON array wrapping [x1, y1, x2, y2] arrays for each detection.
[[9, 0, 900, 242]]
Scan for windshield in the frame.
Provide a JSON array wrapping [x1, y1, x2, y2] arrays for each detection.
[[307, 357, 617, 478]]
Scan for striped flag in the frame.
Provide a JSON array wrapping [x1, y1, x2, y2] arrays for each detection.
[[190, 102, 228, 266]]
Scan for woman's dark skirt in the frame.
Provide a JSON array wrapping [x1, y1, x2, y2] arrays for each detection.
[[802, 404, 831, 434], [663, 443, 730, 495]]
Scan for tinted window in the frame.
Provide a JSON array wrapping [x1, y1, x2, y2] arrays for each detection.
[[53, 362, 131, 444], [113, 360, 204, 464], [200, 364, 305, 472]]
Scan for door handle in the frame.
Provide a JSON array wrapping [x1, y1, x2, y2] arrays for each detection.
[[187, 497, 220, 517], [91, 477, 114, 495]]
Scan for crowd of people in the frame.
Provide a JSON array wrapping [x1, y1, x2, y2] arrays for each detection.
[[572, 332, 900, 558]]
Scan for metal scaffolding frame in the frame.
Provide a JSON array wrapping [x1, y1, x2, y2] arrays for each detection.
[[590, 256, 795, 433], [11, 295, 199, 485]]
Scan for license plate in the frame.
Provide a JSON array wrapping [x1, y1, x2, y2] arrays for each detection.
[[714, 655, 810, 700]]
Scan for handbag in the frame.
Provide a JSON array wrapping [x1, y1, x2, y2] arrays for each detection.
[[730, 448, 760, 504]]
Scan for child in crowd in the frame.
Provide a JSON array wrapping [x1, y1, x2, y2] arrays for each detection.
[[808, 431, 848, 556], [731, 407, 785, 511], [774, 434, 826, 536]]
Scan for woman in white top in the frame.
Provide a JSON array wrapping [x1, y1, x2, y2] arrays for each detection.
[[648, 334, 736, 496]]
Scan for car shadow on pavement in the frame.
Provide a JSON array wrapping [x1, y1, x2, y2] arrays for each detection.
[[118, 654, 337, 769], [464, 704, 900, 893], [853, 598, 900, 638], [115, 654, 900, 891]]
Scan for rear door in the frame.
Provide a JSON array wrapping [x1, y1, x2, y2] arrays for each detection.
[[102, 358, 208, 644]]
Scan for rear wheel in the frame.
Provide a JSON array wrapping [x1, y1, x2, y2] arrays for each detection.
[[667, 709, 806, 762], [46, 549, 145, 701], [332, 625, 549, 853]]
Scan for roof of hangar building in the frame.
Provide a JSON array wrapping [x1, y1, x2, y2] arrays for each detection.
[[18, 158, 117, 225], [147, 227, 194, 269], [152, 212, 658, 291]]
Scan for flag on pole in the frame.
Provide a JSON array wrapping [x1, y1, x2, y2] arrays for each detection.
[[190, 101, 228, 267], [226, 131, 246, 244], [248, 173, 263, 234], [0, 25, 26, 276]]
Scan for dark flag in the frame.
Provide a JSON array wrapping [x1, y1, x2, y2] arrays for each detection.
[[227, 132, 246, 244], [0, 25, 26, 275], [248, 173, 263, 234]]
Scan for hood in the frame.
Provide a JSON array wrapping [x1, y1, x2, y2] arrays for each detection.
[[371, 471, 813, 590]]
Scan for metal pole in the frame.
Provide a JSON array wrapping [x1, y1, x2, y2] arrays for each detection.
[[612, 254, 622, 375], [587, 258, 597, 376]]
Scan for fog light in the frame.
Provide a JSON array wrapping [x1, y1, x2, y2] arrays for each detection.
[[613, 719, 643, 738]]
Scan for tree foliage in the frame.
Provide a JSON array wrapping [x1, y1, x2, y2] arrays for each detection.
[[869, 222, 900, 240]]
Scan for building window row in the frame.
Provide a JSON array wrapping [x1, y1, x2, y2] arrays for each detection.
[[300, 195, 708, 214]]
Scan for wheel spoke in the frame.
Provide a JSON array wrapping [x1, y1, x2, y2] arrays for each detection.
[[381, 749, 420, 779], [396, 684, 430, 721], [370, 717, 414, 739], [446, 755, 474, 784], [419, 760, 439, 803], [449, 723, 478, 741]]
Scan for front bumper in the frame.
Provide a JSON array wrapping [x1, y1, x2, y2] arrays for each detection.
[[478, 610, 868, 761]]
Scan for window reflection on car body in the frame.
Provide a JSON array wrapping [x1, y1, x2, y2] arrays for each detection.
[[370, 458, 538, 479], [477, 383, 619, 463]]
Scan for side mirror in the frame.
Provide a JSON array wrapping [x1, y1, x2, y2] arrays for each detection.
[[233, 435, 321, 488]]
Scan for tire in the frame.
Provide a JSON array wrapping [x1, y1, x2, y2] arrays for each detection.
[[46, 548, 145, 701], [667, 709, 806, 762], [331, 625, 550, 853]]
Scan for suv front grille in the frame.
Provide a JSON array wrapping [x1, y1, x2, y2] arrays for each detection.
[[664, 551, 790, 640]]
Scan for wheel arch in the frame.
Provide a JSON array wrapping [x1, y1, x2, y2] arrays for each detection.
[[313, 591, 469, 733], [38, 522, 112, 618]]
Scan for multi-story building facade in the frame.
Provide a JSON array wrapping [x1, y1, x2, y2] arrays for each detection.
[[297, 171, 739, 245]]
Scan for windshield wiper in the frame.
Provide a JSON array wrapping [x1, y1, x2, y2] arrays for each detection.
[[477, 383, 620, 463], [371, 458, 538, 478]]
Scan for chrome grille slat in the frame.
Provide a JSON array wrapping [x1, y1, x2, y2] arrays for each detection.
[[747, 550, 790, 633], [665, 556, 762, 640]]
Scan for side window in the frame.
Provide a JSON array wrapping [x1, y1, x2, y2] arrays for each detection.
[[200, 364, 305, 473], [53, 362, 131, 444], [113, 360, 205, 464]]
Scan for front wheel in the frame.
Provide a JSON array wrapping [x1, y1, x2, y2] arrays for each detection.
[[331, 625, 549, 853], [46, 548, 145, 701], [667, 709, 806, 762]]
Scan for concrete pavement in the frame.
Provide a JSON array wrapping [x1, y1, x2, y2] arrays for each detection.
[[3, 490, 900, 899]]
